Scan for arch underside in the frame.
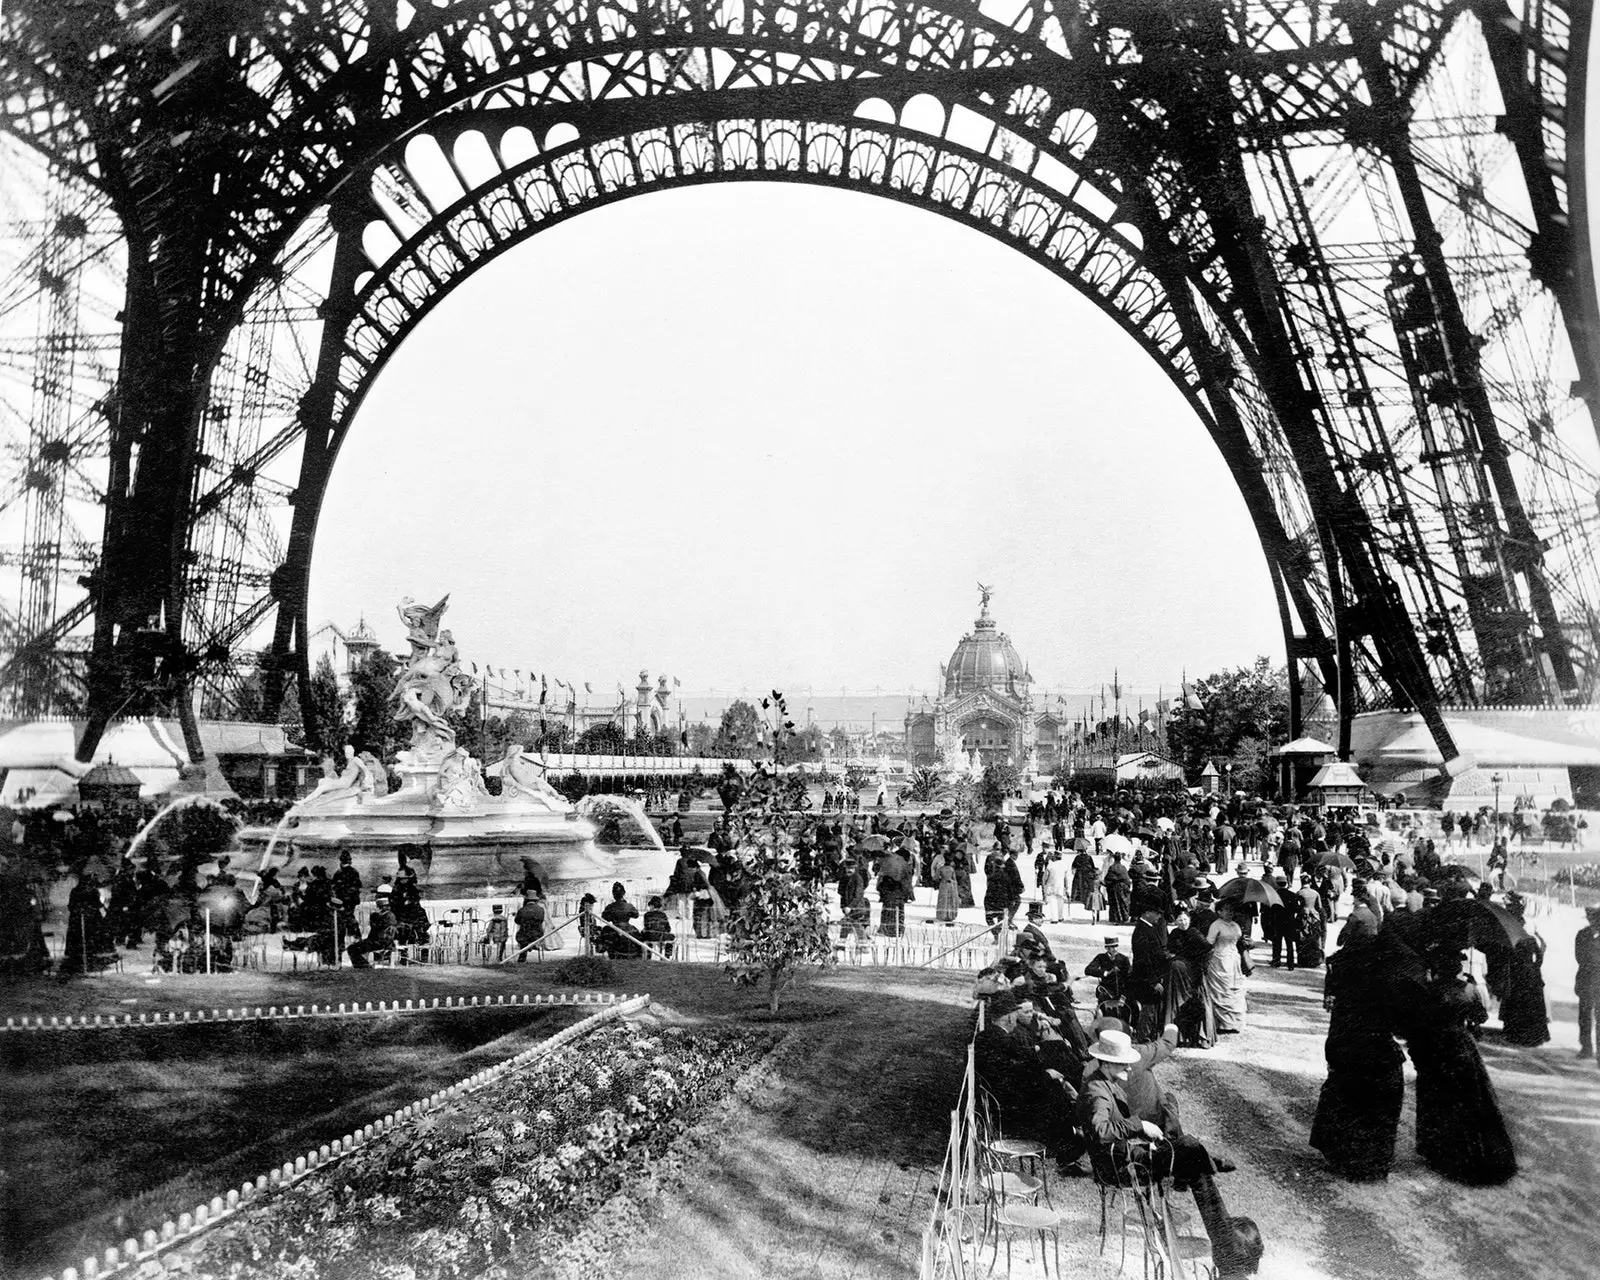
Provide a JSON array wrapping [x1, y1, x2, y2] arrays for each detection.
[[293, 108, 1341, 704], [4, 0, 1599, 756]]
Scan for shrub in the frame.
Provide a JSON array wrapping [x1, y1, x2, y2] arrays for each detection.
[[549, 955, 620, 986]]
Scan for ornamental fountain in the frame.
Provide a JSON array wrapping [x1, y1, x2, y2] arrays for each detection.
[[241, 595, 673, 895]]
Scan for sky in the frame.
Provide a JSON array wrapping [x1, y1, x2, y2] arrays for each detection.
[[307, 182, 1285, 700]]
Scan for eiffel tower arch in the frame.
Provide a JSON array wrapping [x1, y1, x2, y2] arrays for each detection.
[[3, 1, 1598, 770]]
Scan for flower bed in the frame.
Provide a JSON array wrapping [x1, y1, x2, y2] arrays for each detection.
[[1555, 862, 1600, 891], [156, 1021, 776, 1279]]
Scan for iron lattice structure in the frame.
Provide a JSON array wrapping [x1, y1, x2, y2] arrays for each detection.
[[2, 0, 1599, 765]]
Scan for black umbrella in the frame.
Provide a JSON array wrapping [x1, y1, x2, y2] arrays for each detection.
[[1425, 896, 1529, 956], [1217, 876, 1285, 908], [1316, 851, 1357, 871]]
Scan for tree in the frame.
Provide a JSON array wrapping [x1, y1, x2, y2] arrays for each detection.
[[349, 649, 401, 761], [576, 721, 627, 754], [978, 762, 1021, 812], [903, 765, 945, 803], [304, 654, 348, 755], [722, 691, 835, 1013], [774, 723, 824, 765], [685, 721, 716, 756], [712, 699, 766, 759], [1163, 657, 1291, 785]]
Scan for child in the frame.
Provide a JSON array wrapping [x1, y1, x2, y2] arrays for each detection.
[[484, 903, 508, 962]]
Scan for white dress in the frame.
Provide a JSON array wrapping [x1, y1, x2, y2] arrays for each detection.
[[1204, 918, 1247, 1031]]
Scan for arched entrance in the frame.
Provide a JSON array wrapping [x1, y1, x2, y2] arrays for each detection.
[[2, 1, 1596, 766]]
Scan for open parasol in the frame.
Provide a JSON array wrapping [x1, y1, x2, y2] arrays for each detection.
[[855, 833, 889, 854], [1424, 896, 1529, 956], [1315, 851, 1357, 871], [1217, 876, 1285, 908], [1101, 832, 1134, 855]]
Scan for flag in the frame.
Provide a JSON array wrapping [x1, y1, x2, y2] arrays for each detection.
[[584, 682, 592, 694], [673, 676, 681, 688], [470, 662, 478, 674]]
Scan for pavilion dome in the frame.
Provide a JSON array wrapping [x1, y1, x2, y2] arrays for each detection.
[[944, 604, 1030, 697]]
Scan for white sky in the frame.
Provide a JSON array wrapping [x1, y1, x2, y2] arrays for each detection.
[[307, 182, 1287, 697]]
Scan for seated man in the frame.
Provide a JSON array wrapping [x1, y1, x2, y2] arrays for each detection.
[[1090, 1016, 1182, 1134], [640, 895, 675, 957], [1079, 1028, 1261, 1279], [1084, 935, 1133, 1019], [599, 881, 643, 958], [975, 992, 1086, 1167], [347, 888, 397, 969]]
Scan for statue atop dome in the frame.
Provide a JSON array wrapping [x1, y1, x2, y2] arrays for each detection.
[[977, 581, 993, 614]]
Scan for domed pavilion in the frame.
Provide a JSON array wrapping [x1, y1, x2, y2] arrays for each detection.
[[905, 587, 1060, 772]]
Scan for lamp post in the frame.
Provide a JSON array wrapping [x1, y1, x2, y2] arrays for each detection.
[[1489, 771, 1505, 882]]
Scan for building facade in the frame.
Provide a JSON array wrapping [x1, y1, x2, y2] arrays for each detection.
[[905, 590, 1060, 774]]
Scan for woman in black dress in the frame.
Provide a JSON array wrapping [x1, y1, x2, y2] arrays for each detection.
[[1309, 931, 1404, 1179], [1397, 933, 1518, 1186]]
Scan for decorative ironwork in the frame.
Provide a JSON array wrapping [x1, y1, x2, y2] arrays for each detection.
[[1, 0, 1596, 769]]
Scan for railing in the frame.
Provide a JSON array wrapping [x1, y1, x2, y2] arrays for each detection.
[[920, 1005, 981, 1280]]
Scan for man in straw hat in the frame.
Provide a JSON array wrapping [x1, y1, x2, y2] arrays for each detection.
[[1080, 1026, 1261, 1277]]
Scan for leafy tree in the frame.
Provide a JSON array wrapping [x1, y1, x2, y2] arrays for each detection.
[[685, 721, 717, 756], [349, 648, 401, 760], [978, 762, 1021, 812], [775, 723, 824, 765], [722, 691, 835, 1013], [1163, 657, 1291, 784], [576, 721, 627, 754], [843, 764, 873, 792], [712, 699, 767, 759], [303, 654, 348, 755]]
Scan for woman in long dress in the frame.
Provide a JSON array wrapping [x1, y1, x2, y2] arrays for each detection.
[[1070, 845, 1098, 914], [1165, 906, 1216, 1048], [934, 860, 961, 924], [1397, 941, 1517, 1185], [1205, 899, 1248, 1033], [1309, 931, 1404, 1180]]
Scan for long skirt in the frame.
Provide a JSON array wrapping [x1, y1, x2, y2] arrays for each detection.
[[1409, 1026, 1518, 1185], [1071, 869, 1095, 904], [1166, 958, 1215, 1049], [1205, 950, 1247, 1032], [935, 879, 961, 922], [956, 868, 976, 909], [1298, 916, 1325, 969], [1498, 958, 1550, 1047], [1310, 1062, 1403, 1180]]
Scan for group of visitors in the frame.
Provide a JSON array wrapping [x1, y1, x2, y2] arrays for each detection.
[[1309, 879, 1531, 1185], [972, 926, 1263, 1278]]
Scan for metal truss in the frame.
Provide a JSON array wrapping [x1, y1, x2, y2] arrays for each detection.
[[1, 0, 1597, 768]]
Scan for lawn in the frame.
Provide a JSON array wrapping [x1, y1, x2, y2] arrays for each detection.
[[0, 1004, 583, 1279]]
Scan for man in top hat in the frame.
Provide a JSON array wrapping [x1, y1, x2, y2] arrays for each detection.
[[1191, 879, 1219, 939], [347, 885, 397, 969], [1577, 904, 1600, 1061], [1262, 871, 1298, 971], [1129, 893, 1171, 1041], [1085, 935, 1132, 1018]]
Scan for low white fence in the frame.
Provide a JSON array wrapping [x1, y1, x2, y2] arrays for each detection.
[[39, 994, 651, 1280]]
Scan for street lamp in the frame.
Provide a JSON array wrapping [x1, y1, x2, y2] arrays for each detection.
[[1490, 771, 1505, 883]]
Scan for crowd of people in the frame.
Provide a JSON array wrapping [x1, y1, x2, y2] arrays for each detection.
[[971, 919, 1263, 1278]]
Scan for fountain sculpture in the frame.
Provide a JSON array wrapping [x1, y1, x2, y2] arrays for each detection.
[[242, 596, 670, 895]]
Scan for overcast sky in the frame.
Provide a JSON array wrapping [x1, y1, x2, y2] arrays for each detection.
[[307, 182, 1287, 698]]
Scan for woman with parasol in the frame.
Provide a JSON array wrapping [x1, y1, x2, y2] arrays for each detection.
[[1484, 891, 1549, 1047], [1395, 902, 1519, 1184]]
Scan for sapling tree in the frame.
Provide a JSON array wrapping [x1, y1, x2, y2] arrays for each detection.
[[721, 691, 836, 1013]]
